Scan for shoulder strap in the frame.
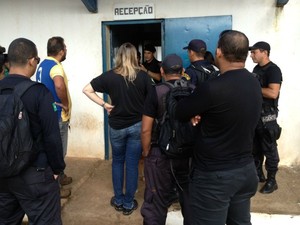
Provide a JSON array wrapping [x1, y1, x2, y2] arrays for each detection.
[[155, 82, 173, 99], [155, 82, 174, 125], [190, 64, 212, 84], [191, 64, 215, 74], [191, 64, 204, 73], [14, 80, 38, 98]]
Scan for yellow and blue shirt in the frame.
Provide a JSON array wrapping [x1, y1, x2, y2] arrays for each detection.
[[36, 56, 71, 122]]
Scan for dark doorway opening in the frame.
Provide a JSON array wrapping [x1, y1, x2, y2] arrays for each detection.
[[101, 20, 163, 159]]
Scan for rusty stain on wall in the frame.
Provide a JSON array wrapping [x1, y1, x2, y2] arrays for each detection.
[[71, 112, 102, 130]]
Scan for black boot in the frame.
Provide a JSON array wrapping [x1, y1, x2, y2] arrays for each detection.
[[259, 172, 278, 194], [256, 165, 266, 182]]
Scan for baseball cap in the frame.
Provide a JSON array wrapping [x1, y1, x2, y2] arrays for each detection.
[[144, 44, 156, 53], [161, 54, 183, 73], [249, 41, 271, 52], [183, 39, 207, 53]]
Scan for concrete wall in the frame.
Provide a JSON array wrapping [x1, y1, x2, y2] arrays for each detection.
[[0, 0, 299, 165]]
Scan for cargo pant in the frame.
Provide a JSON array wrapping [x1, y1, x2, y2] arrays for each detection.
[[141, 146, 191, 225], [253, 118, 281, 173], [0, 166, 62, 225]]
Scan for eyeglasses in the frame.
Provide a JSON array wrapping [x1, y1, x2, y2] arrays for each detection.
[[34, 56, 40, 64], [28, 56, 40, 64]]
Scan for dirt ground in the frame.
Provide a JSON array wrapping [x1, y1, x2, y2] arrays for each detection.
[[22, 157, 300, 225], [58, 157, 300, 225]]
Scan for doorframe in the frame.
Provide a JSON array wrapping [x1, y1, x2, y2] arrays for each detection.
[[101, 19, 164, 160]]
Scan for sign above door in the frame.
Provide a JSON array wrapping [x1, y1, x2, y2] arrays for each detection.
[[113, 3, 155, 20]]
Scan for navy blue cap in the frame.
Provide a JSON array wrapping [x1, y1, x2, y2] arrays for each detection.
[[183, 39, 207, 53], [161, 54, 183, 72]]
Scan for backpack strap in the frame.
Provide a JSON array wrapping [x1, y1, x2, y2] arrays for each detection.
[[14, 80, 37, 97], [14, 80, 43, 145], [14, 80, 38, 97], [191, 64, 215, 73], [150, 83, 173, 145], [155, 82, 173, 123], [0, 80, 36, 96], [191, 64, 216, 84]]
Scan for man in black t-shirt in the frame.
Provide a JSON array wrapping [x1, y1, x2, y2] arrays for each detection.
[[176, 30, 262, 225], [141, 44, 162, 84], [250, 41, 283, 194]]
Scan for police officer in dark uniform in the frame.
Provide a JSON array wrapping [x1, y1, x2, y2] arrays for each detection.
[[0, 38, 65, 224], [250, 41, 283, 194], [141, 54, 191, 225], [183, 39, 217, 86]]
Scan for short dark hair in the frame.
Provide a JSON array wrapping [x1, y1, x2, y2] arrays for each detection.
[[47, 36, 65, 56], [8, 38, 37, 66], [204, 51, 216, 66], [144, 44, 156, 53], [217, 30, 249, 62]]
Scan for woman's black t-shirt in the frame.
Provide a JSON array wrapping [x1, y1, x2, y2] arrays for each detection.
[[91, 70, 153, 129]]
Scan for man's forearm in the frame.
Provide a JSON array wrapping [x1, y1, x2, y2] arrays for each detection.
[[262, 87, 279, 99], [147, 70, 161, 81], [56, 88, 69, 112], [141, 130, 151, 157]]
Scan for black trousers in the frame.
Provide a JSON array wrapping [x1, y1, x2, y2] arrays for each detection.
[[0, 166, 62, 225], [141, 146, 191, 225], [190, 162, 258, 225], [253, 120, 280, 173]]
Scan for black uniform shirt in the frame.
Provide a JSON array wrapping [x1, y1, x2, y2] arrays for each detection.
[[185, 60, 214, 85], [142, 58, 161, 84], [176, 69, 262, 172], [253, 61, 282, 107]]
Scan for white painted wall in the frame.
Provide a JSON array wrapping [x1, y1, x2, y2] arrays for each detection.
[[1, 0, 299, 165]]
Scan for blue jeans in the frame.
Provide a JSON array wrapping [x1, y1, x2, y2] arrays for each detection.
[[190, 162, 258, 225], [109, 121, 142, 209], [59, 120, 69, 158]]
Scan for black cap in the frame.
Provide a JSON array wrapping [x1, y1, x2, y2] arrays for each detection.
[[183, 39, 206, 53], [161, 54, 183, 73], [249, 41, 271, 52], [144, 44, 156, 53]]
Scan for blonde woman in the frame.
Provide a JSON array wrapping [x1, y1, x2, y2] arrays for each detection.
[[83, 42, 153, 215]]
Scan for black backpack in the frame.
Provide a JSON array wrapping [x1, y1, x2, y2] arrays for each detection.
[[191, 64, 219, 85], [0, 81, 39, 178], [155, 79, 196, 159]]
